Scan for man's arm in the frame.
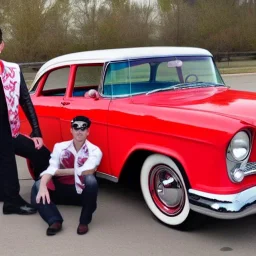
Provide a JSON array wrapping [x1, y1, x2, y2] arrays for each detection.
[[19, 71, 42, 138], [37, 143, 62, 204], [40, 143, 61, 177], [81, 168, 97, 176], [40, 168, 74, 178], [77, 146, 103, 176], [36, 173, 52, 204], [40, 144, 76, 177], [55, 168, 74, 176], [55, 168, 95, 176], [40, 173, 52, 187]]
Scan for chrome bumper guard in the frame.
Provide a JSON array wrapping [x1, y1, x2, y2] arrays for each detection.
[[189, 186, 256, 219]]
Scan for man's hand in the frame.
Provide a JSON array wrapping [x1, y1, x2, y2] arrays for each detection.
[[32, 137, 44, 150], [36, 185, 50, 204], [81, 167, 97, 176]]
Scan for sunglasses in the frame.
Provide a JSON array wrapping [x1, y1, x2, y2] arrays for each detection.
[[72, 123, 87, 131]]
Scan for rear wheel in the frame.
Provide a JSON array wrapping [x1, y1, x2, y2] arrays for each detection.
[[140, 154, 203, 230]]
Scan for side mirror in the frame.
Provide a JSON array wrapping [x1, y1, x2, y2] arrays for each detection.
[[86, 89, 100, 100]]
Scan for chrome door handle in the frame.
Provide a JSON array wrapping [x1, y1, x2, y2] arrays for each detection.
[[61, 101, 70, 106]]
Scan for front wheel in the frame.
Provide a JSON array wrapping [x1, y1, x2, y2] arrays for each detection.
[[140, 154, 203, 230]]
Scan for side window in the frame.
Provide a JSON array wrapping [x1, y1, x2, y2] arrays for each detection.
[[156, 62, 179, 83], [104, 62, 130, 96], [73, 65, 102, 97], [104, 62, 129, 85], [103, 62, 151, 96], [41, 67, 70, 96], [130, 63, 150, 82], [104, 63, 150, 85]]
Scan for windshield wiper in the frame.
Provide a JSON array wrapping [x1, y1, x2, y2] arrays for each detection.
[[146, 82, 226, 95], [146, 85, 177, 95], [172, 82, 225, 89]]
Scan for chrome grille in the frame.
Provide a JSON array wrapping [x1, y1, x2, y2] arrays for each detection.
[[243, 162, 256, 172], [241, 162, 256, 176]]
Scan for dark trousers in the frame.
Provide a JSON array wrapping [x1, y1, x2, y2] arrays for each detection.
[[31, 175, 98, 226], [0, 116, 51, 202], [0, 115, 20, 202], [13, 134, 51, 180]]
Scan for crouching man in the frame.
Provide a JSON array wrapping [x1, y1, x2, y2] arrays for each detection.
[[31, 116, 102, 236]]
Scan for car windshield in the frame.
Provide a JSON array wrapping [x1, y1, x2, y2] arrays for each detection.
[[103, 56, 225, 97]]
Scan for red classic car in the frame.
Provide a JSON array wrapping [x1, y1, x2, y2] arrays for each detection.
[[20, 47, 256, 230]]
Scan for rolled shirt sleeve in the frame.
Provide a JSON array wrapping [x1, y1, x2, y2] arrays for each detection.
[[40, 143, 61, 177], [76, 145, 103, 176]]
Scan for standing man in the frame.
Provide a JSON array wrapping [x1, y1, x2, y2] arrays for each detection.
[[0, 28, 50, 214], [32, 116, 102, 236]]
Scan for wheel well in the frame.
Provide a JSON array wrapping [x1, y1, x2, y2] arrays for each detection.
[[119, 150, 151, 188], [172, 157, 191, 189], [119, 150, 191, 189]]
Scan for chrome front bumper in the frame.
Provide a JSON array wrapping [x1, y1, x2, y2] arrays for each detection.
[[189, 186, 256, 219]]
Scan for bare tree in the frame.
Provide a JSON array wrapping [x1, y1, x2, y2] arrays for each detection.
[[97, 0, 156, 48], [1, 0, 255, 61], [2, 0, 73, 61], [3, 0, 47, 61], [157, 0, 197, 46], [71, 0, 108, 50]]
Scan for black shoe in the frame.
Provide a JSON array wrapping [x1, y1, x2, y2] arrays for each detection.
[[3, 202, 37, 215], [46, 222, 62, 236], [77, 224, 89, 235], [3, 196, 37, 215]]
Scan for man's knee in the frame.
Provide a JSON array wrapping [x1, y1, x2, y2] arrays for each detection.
[[28, 146, 51, 178], [32, 146, 51, 161], [31, 179, 41, 204], [32, 179, 41, 192], [83, 174, 98, 189], [38, 145, 51, 155]]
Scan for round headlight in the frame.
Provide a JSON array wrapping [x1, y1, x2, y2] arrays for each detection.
[[229, 131, 250, 162]]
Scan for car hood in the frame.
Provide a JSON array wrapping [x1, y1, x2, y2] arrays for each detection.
[[132, 87, 256, 125]]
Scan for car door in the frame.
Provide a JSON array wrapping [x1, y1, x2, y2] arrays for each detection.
[[20, 66, 70, 151], [59, 64, 111, 175]]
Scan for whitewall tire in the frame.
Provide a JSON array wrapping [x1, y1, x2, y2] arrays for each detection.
[[140, 154, 191, 227]]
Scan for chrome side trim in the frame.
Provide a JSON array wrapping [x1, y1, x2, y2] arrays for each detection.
[[96, 172, 118, 183], [189, 187, 256, 219]]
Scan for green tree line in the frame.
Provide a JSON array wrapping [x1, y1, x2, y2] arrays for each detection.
[[0, 0, 255, 62]]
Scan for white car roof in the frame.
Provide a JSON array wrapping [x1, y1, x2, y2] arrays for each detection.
[[34, 47, 212, 83]]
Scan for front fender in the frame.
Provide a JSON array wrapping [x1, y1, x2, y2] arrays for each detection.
[[124, 143, 189, 174]]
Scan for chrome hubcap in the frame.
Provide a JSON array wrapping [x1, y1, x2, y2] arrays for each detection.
[[149, 164, 185, 216]]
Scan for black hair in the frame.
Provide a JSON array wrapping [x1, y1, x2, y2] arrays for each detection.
[[71, 116, 91, 128]]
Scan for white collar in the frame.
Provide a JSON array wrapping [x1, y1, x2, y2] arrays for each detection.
[[66, 140, 87, 155]]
